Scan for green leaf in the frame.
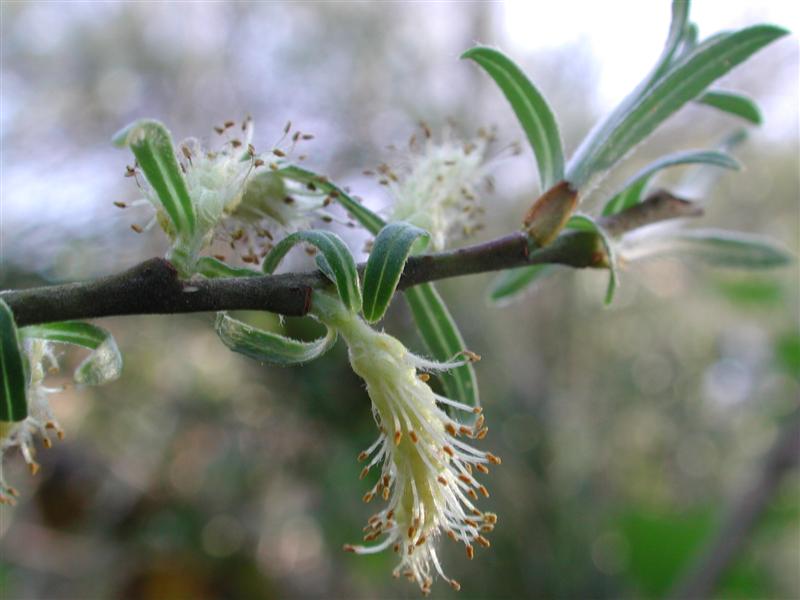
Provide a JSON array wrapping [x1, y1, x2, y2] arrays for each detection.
[[602, 150, 740, 216], [567, 214, 619, 304], [696, 90, 763, 124], [196, 257, 261, 279], [488, 264, 555, 304], [567, 23, 787, 187], [215, 312, 337, 366], [278, 166, 386, 235], [262, 230, 362, 313], [0, 299, 27, 423], [462, 46, 564, 191], [21, 321, 123, 386], [622, 229, 793, 268], [405, 283, 479, 416], [113, 119, 196, 238], [362, 223, 429, 323]]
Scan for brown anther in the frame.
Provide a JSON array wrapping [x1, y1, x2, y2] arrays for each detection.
[[484, 513, 498, 524], [306, 182, 317, 191], [468, 489, 479, 500], [472, 508, 482, 516], [393, 543, 401, 554], [445, 423, 458, 436], [382, 487, 390, 501], [466, 463, 473, 474], [475, 414, 485, 429], [443, 445, 454, 457], [437, 475, 448, 486], [458, 474, 473, 485], [284, 120, 291, 134], [473, 406, 483, 415], [415, 535, 427, 547], [292, 131, 301, 142], [214, 126, 225, 134], [113, 201, 127, 209], [224, 120, 235, 129], [342, 544, 356, 553], [359, 466, 370, 480], [393, 430, 402, 446], [130, 224, 143, 234], [362, 170, 375, 176], [125, 165, 136, 176], [42, 437, 53, 449], [269, 162, 279, 170], [304, 247, 317, 256], [231, 140, 242, 148], [362, 492, 374, 503], [383, 474, 390, 487], [387, 510, 394, 520], [481, 524, 495, 533], [409, 431, 419, 444], [302, 134, 314, 140], [459, 425, 472, 436], [476, 427, 489, 440], [272, 148, 286, 157], [363, 532, 379, 542], [283, 196, 295, 204], [29, 462, 40, 476], [462, 350, 481, 362], [486, 452, 502, 465], [447, 530, 458, 542], [247, 143, 256, 156], [465, 519, 478, 528], [476, 535, 491, 548], [241, 255, 258, 264], [420, 121, 432, 139], [298, 154, 307, 161], [465, 544, 474, 560], [417, 373, 430, 382], [407, 526, 415, 539], [450, 579, 462, 592], [479, 485, 490, 498], [254, 158, 265, 167], [476, 463, 489, 474]]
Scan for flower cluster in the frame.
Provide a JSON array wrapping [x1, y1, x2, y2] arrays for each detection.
[[384, 127, 499, 251], [0, 339, 63, 504], [124, 118, 332, 273], [315, 296, 499, 594]]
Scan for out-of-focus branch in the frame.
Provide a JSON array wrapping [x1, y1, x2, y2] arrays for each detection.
[[668, 410, 800, 600], [1, 194, 701, 327]]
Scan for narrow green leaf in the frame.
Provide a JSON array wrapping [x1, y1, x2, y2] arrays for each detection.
[[567, 215, 619, 304], [602, 150, 740, 216], [568, 24, 787, 187], [622, 229, 793, 268], [21, 321, 123, 385], [262, 230, 362, 313], [113, 119, 196, 237], [462, 46, 564, 191], [0, 299, 27, 423], [362, 223, 429, 323], [568, 0, 691, 188], [696, 90, 763, 124], [278, 166, 386, 235], [488, 265, 555, 304], [215, 312, 337, 366], [196, 257, 261, 279], [405, 283, 479, 416]]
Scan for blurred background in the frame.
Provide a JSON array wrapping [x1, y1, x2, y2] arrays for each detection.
[[1, 2, 798, 599]]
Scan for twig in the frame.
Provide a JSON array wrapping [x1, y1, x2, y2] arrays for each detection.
[[1, 193, 701, 327]]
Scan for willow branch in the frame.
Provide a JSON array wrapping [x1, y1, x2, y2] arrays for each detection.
[[1, 194, 700, 327]]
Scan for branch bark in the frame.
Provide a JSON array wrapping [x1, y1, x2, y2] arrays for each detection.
[[1, 193, 700, 327]]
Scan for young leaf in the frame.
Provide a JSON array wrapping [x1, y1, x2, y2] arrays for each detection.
[[112, 119, 196, 237], [21, 321, 123, 386], [488, 265, 555, 304], [262, 230, 362, 313], [0, 299, 27, 423], [621, 229, 793, 268], [567, 215, 619, 304], [602, 150, 740, 216], [215, 312, 337, 366], [405, 283, 479, 416], [462, 46, 565, 191], [196, 257, 261, 279], [695, 90, 763, 124], [567, 24, 787, 187], [362, 223, 430, 323], [278, 165, 385, 235]]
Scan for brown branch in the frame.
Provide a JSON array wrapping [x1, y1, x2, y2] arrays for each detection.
[[668, 410, 800, 600], [1, 194, 701, 327]]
